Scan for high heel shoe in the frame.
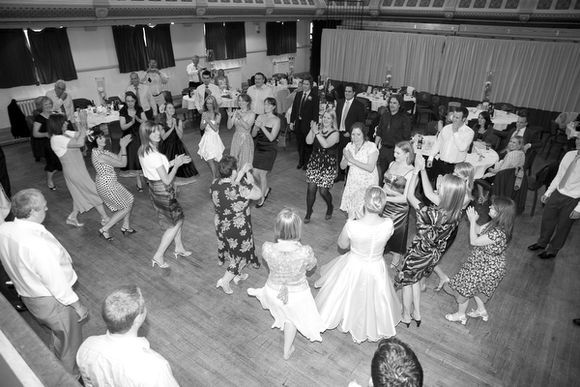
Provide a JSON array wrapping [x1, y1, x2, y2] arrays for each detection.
[[66, 217, 84, 227], [137, 185, 144, 193], [151, 259, 169, 269], [121, 227, 137, 236], [411, 314, 422, 327], [467, 309, 489, 322], [233, 273, 249, 285], [216, 278, 233, 294], [434, 278, 450, 292], [47, 184, 57, 191], [98, 229, 113, 241], [399, 319, 411, 328], [445, 313, 467, 325], [174, 250, 192, 259]]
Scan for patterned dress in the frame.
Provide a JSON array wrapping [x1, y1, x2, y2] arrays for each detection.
[[449, 226, 508, 299], [306, 130, 338, 188], [210, 178, 259, 274], [91, 149, 134, 211], [395, 204, 460, 287], [339, 141, 379, 218]]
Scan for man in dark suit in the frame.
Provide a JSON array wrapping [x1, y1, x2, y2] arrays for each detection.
[[290, 75, 319, 169], [335, 84, 366, 181], [495, 110, 541, 169]]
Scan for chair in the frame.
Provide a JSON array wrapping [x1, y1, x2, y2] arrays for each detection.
[[491, 167, 528, 214], [544, 121, 569, 159], [415, 91, 433, 124], [72, 98, 93, 110], [356, 97, 371, 116], [448, 101, 461, 112], [494, 102, 516, 114], [527, 162, 559, 216]]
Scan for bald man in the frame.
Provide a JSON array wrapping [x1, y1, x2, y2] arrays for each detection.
[[46, 80, 74, 120]]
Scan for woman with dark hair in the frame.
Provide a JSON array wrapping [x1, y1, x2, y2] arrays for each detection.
[[444, 197, 516, 324], [119, 91, 147, 192], [198, 95, 224, 179], [339, 123, 379, 219], [395, 156, 466, 328], [158, 102, 198, 179], [32, 96, 62, 190], [227, 93, 255, 168], [375, 94, 412, 179], [48, 113, 109, 227], [382, 141, 415, 268], [252, 97, 281, 207], [472, 111, 500, 151], [138, 121, 192, 269], [316, 186, 401, 343], [87, 126, 135, 241], [211, 156, 262, 294], [247, 208, 325, 360], [304, 110, 340, 222]]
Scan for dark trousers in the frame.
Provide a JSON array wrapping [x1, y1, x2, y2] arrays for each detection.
[[0, 146, 11, 197], [295, 120, 312, 167], [144, 109, 154, 120], [21, 296, 83, 377], [336, 132, 350, 180], [427, 158, 456, 182], [377, 146, 395, 183], [189, 81, 201, 89], [538, 190, 579, 253]]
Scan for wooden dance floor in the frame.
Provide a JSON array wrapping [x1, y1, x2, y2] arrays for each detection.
[[3, 124, 579, 386]]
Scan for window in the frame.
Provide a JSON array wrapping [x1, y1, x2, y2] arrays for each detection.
[[266, 22, 297, 56], [204, 22, 246, 61], [112, 24, 175, 73]]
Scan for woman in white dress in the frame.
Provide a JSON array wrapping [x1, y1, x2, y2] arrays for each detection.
[[339, 123, 379, 219], [198, 95, 225, 179], [247, 208, 325, 360], [315, 186, 401, 343]]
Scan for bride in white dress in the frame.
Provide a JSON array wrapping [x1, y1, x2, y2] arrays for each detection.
[[315, 186, 401, 343]]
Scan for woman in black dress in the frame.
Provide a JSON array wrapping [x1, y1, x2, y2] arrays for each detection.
[[158, 102, 198, 179], [472, 111, 499, 151], [119, 91, 146, 192], [252, 97, 281, 208], [32, 96, 62, 190], [304, 110, 339, 222]]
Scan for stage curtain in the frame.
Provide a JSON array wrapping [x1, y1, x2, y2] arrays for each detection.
[[144, 24, 175, 69], [437, 36, 580, 112], [0, 29, 36, 88], [320, 29, 445, 91], [225, 22, 246, 59], [112, 25, 148, 73], [266, 22, 296, 56], [27, 28, 77, 84]]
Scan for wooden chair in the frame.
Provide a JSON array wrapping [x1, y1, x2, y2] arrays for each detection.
[[491, 168, 528, 214], [527, 162, 558, 216], [544, 121, 569, 159], [415, 91, 433, 124]]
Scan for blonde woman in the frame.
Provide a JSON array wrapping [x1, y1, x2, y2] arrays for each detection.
[[227, 93, 255, 168], [247, 208, 325, 359], [198, 95, 224, 179]]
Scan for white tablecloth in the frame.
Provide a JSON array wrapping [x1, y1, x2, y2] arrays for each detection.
[[467, 108, 518, 131], [86, 111, 119, 128], [182, 92, 239, 110], [356, 93, 416, 112]]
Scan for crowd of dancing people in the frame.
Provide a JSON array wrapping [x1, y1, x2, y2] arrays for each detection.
[[1, 71, 579, 386]]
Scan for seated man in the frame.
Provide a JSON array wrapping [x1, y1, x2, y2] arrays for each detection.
[[77, 285, 179, 387], [495, 110, 541, 166]]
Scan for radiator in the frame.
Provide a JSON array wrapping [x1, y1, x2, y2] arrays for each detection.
[[16, 98, 37, 116]]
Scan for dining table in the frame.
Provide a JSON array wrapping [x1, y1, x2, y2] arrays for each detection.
[[466, 107, 518, 131], [356, 92, 417, 113], [182, 90, 239, 111], [413, 135, 499, 179]]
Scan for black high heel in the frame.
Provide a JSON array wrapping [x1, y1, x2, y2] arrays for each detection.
[[399, 320, 411, 328], [121, 227, 137, 236], [411, 314, 422, 327]]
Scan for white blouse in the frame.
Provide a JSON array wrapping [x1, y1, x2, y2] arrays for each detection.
[[139, 150, 169, 181]]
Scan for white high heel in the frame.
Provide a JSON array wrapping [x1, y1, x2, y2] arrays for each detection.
[[445, 313, 467, 325], [216, 278, 233, 294]]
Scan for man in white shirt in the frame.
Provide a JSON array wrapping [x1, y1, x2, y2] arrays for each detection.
[[186, 55, 202, 89], [528, 135, 580, 259], [77, 285, 180, 387], [127, 72, 158, 120], [0, 189, 88, 378], [247, 72, 274, 116], [142, 59, 169, 107], [194, 70, 222, 113], [428, 107, 474, 178], [46, 80, 74, 120]]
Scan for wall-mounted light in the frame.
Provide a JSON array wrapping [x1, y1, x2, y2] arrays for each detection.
[[265, 7, 274, 15], [196, 7, 206, 16], [94, 7, 108, 18]]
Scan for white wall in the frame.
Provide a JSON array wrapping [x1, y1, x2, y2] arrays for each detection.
[[0, 21, 311, 130]]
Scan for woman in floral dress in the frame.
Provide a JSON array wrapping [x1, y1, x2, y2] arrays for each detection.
[[339, 123, 379, 219], [211, 156, 263, 294], [304, 110, 339, 222], [443, 197, 515, 325], [227, 94, 255, 168]]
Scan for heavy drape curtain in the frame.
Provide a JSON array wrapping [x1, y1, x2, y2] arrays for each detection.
[[205, 22, 246, 60], [27, 28, 77, 84], [310, 20, 341, 80], [266, 22, 297, 56], [320, 29, 445, 92], [320, 29, 580, 111], [144, 24, 175, 69], [112, 25, 148, 73], [0, 29, 36, 88], [437, 36, 580, 112]]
